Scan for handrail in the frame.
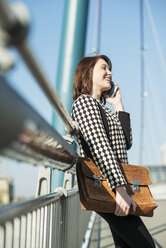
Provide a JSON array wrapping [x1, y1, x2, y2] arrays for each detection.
[[0, 0, 77, 136], [0, 2, 91, 247], [0, 77, 78, 173], [0, 188, 91, 248], [0, 189, 78, 224]]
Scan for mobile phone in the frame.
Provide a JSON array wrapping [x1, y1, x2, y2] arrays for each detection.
[[104, 82, 118, 97]]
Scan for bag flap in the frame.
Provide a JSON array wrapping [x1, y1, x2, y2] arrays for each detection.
[[79, 157, 106, 180], [120, 163, 152, 185], [78, 158, 152, 185]]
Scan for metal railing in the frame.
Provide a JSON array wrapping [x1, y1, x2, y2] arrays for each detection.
[[0, 0, 76, 137], [0, 1, 93, 247], [0, 0, 79, 171], [0, 77, 78, 173], [0, 189, 91, 248]]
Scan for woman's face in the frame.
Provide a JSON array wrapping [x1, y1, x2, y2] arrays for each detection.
[[92, 58, 112, 93]]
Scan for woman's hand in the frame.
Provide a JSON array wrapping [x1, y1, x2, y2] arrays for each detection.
[[115, 185, 137, 216], [103, 83, 124, 112]]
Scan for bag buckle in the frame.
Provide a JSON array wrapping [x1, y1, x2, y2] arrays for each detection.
[[131, 180, 140, 193], [93, 175, 102, 187]]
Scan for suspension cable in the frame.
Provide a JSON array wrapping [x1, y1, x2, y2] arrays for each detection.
[[145, 0, 166, 80], [139, 0, 145, 165]]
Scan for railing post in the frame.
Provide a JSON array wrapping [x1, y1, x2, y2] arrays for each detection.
[[35, 167, 51, 196]]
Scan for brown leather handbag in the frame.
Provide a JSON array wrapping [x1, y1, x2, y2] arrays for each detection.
[[76, 157, 158, 217], [76, 102, 158, 217]]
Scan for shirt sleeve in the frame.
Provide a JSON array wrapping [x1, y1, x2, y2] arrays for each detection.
[[115, 111, 133, 150], [71, 95, 127, 190]]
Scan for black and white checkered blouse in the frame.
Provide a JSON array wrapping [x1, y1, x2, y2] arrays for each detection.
[[71, 94, 132, 190]]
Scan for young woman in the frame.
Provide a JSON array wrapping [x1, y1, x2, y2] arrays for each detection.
[[71, 55, 155, 248]]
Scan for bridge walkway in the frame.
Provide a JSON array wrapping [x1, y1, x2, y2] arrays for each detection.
[[89, 199, 166, 248]]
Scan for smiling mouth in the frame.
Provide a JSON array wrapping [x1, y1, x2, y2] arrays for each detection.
[[105, 77, 111, 82]]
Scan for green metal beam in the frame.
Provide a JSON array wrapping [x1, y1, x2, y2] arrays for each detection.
[[51, 0, 89, 189]]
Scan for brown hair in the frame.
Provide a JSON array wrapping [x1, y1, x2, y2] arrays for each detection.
[[72, 55, 112, 104]]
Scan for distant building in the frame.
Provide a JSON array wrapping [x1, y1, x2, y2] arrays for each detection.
[[160, 143, 166, 166], [0, 177, 14, 204]]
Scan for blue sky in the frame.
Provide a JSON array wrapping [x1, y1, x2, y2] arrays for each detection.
[[1, 0, 166, 197]]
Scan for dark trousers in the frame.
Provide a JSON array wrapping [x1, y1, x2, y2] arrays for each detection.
[[96, 212, 156, 248]]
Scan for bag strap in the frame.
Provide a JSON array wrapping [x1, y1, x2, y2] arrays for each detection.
[[97, 102, 109, 137], [97, 103, 132, 150], [79, 102, 110, 158]]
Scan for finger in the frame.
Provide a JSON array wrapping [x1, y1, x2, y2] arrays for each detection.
[[132, 201, 137, 212], [112, 82, 118, 87], [113, 87, 120, 97], [125, 205, 130, 216], [119, 208, 128, 216], [115, 204, 126, 216], [115, 87, 120, 93], [119, 204, 129, 216], [103, 93, 108, 99], [116, 209, 123, 216], [120, 210, 127, 216], [115, 203, 123, 216], [115, 204, 120, 216]]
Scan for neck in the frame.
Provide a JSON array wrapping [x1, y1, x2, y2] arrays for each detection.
[[90, 89, 101, 100]]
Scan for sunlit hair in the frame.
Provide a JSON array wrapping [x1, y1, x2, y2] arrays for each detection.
[[72, 55, 112, 104]]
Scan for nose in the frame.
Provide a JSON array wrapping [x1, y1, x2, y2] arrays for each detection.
[[107, 69, 112, 76]]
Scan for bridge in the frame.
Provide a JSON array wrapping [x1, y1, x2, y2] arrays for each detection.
[[0, 0, 166, 247]]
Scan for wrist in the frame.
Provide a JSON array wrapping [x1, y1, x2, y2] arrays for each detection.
[[115, 185, 127, 193], [113, 103, 124, 112], [111, 99, 124, 111]]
